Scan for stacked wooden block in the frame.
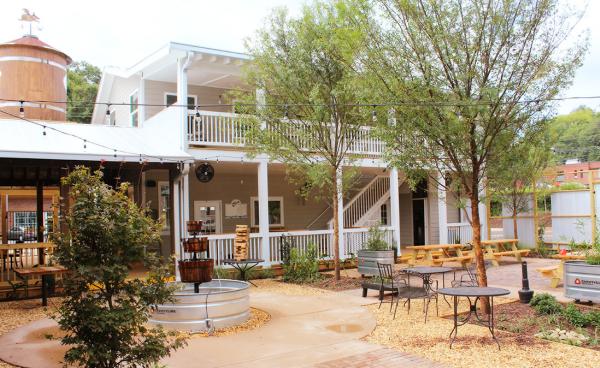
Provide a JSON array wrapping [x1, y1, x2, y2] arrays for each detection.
[[234, 225, 249, 261]]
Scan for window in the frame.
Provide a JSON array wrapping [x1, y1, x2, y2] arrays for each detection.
[[380, 204, 388, 225], [157, 181, 170, 232], [129, 90, 139, 127], [165, 93, 197, 110], [251, 196, 284, 227]]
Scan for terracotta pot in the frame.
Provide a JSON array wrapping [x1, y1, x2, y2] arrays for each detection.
[[187, 221, 203, 233], [178, 259, 214, 284], [183, 237, 209, 253]]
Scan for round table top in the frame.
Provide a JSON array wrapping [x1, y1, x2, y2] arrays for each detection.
[[222, 259, 264, 264], [405, 266, 453, 275], [437, 287, 510, 297]]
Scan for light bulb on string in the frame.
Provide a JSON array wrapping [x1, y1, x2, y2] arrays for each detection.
[[372, 105, 377, 122], [42, 126, 46, 136], [83, 139, 87, 149], [113, 149, 117, 158], [19, 101, 24, 118], [284, 105, 289, 119]]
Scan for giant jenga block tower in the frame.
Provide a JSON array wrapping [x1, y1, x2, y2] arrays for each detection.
[[234, 225, 249, 261]]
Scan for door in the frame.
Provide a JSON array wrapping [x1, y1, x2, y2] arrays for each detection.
[[194, 201, 222, 234], [412, 199, 426, 245]]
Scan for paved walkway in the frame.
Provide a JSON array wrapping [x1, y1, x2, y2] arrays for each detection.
[[0, 287, 444, 368]]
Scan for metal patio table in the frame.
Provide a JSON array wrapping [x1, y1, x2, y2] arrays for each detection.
[[14, 266, 68, 306], [438, 287, 510, 350], [222, 259, 264, 287]]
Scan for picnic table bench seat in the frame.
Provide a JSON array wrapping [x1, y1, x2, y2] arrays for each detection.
[[432, 255, 473, 266], [536, 265, 561, 288], [493, 249, 531, 257]]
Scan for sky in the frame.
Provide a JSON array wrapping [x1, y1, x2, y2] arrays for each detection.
[[1, 0, 599, 115]]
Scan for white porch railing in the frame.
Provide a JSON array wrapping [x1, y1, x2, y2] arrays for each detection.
[[447, 222, 472, 244], [187, 111, 385, 156], [205, 226, 393, 266], [341, 176, 390, 228]]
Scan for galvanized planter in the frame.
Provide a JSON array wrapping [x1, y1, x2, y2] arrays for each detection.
[[564, 261, 600, 303], [149, 279, 250, 332], [357, 249, 394, 276]]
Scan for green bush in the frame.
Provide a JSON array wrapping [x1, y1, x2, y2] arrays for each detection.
[[52, 167, 186, 368], [585, 311, 600, 328], [563, 304, 588, 328], [364, 225, 389, 251], [282, 244, 321, 283], [530, 293, 562, 315]]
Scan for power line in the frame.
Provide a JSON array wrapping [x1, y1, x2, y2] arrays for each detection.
[[2, 94, 600, 110]]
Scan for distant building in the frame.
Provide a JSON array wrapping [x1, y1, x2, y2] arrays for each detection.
[[548, 160, 600, 186]]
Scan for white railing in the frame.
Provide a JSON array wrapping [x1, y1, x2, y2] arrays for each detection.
[[205, 233, 262, 266], [344, 226, 394, 256], [342, 176, 390, 227], [187, 111, 385, 156], [203, 227, 392, 266], [447, 222, 472, 244]]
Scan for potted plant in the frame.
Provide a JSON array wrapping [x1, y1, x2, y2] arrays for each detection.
[[357, 224, 394, 276], [564, 232, 600, 303]]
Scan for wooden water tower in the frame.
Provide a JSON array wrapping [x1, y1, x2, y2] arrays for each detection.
[[0, 10, 72, 121]]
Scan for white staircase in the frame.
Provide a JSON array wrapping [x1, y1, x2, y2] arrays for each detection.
[[322, 175, 391, 229]]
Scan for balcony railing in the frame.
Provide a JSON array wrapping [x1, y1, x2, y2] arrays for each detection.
[[447, 222, 472, 244], [187, 111, 385, 156]]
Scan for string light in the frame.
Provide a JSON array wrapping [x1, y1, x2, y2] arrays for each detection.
[[19, 101, 24, 118], [83, 139, 87, 149], [284, 105, 289, 119], [372, 105, 377, 122], [42, 125, 46, 136], [113, 149, 117, 158], [195, 106, 200, 118]]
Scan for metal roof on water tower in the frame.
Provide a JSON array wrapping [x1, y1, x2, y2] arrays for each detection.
[[0, 9, 72, 122]]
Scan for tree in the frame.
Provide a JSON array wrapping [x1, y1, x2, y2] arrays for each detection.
[[487, 135, 551, 240], [52, 167, 186, 368], [359, 0, 587, 296], [550, 106, 600, 163], [237, 1, 369, 280], [67, 61, 101, 123]]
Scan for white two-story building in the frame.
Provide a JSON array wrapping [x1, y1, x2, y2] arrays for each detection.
[[92, 42, 484, 266]]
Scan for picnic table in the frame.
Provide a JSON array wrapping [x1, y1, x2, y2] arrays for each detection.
[[405, 244, 472, 266], [14, 266, 67, 306], [480, 239, 529, 266], [537, 254, 585, 288]]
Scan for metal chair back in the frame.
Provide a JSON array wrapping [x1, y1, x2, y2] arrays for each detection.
[[377, 262, 395, 288]]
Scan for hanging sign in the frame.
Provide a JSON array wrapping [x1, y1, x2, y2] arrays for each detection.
[[225, 199, 247, 218]]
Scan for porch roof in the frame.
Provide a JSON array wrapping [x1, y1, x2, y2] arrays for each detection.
[[0, 118, 192, 163]]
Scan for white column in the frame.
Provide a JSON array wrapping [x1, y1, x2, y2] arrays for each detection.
[[177, 53, 193, 150], [138, 74, 146, 126], [389, 168, 401, 253], [182, 164, 191, 237], [173, 179, 181, 282], [258, 158, 271, 265], [336, 165, 346, 259], [437, 174, 449, 244], [478, 185, 488, 241]]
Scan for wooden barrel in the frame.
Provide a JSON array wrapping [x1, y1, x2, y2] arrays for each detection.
[[178, 259, 214, 284], [187, 221, 203, 233], [183, 237, 208, 253]]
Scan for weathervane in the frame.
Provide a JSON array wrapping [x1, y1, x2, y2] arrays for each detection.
[[19, 9, 41, 37]]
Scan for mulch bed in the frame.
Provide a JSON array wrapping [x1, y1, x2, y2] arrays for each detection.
[[446, 300, 600, 351], [309, 274, 363, 291]]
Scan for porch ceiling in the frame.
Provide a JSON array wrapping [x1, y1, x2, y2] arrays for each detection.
[[146, 58, 246, 90]]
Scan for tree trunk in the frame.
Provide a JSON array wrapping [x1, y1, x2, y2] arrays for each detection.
[[470, 191, 490, 313], [513, 212, 518, 240], [332, 169, 341, 281]]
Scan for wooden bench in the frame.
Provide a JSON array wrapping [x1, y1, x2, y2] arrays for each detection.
[[405, 244, 465, 266], [432, 255, 473, 267], [537, 265, 561, 288]]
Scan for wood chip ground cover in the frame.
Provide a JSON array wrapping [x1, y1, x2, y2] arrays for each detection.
[[365, 297, 600, 368]]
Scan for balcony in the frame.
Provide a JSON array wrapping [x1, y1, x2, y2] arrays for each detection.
[[187, 111, 386, 156]]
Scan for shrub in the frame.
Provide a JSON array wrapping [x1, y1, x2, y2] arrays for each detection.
[[52, 167, 186, 368], [530, 293, 562, 315], [364, 225, 389, 251], [586, 311, 600, 328], [562, 304, 588, 328], [282, 244, 321, 283]]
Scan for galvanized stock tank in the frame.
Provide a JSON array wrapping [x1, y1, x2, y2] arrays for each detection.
[[564, 261, 600, 303], [357, 249, 395, 276], [149, 279, 250, 332]]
